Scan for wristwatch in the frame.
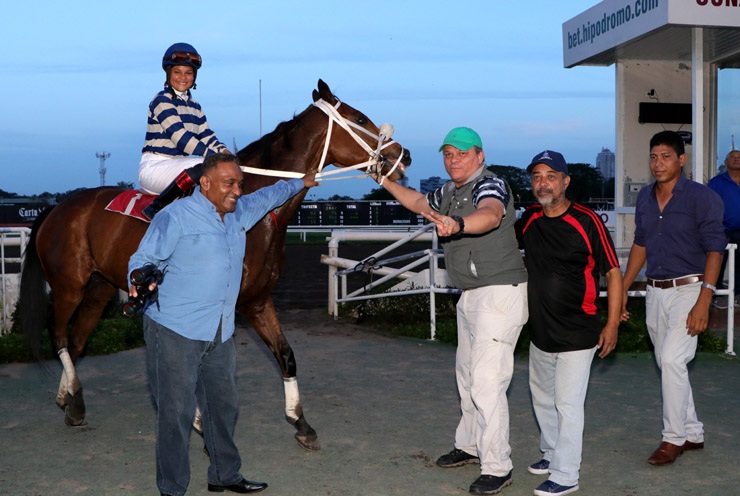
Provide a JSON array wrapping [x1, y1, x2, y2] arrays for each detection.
[[451, 215, 465, 233]]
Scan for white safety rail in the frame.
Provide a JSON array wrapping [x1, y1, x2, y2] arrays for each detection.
[[321, 227, 737, 353], [0, 228, 30, 333], [288, 225, 422, 242], [320, 224, 461, 340]]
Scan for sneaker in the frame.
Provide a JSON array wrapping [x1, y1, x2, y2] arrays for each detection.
[[436, 448, 479, 468], [469, 471, 513, 495], [534, 480, 579, 495], [528, 459, 550, 475]]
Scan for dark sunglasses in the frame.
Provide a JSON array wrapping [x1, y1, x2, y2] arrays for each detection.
[[166, 51, 202, 68]]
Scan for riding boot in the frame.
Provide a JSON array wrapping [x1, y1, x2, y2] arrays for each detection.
[[143, 163, 204, 220]]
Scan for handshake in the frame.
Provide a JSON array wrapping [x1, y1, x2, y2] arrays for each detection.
[[123, 264, 165, 317]]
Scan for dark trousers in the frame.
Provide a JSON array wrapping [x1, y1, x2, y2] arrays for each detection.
[[718, 230, 740, 296], [144, 316, 243, 496]]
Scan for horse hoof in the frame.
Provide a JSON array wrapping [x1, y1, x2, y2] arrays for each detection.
[[64, 415, 88, 427], [295, 432, 321, 451], [63, 391, 87, 426]]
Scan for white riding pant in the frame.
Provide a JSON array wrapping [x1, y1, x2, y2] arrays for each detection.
[[139, 153, 204, 195], [645, 282, 704, 446], [454, 283, 528, 477], [529, 342, 597, 487]]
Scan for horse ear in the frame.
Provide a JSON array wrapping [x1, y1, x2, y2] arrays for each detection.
[[312, 89, 320, 102], [317, 79, 335, 103]]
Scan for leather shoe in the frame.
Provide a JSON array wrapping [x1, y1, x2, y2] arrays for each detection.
[[684, 440, 704, 451], [648, 441, 684, 465], [208, 478, 268, 493]]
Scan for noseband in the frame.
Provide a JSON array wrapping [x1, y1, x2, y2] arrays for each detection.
[[240, 99, 405, 186]]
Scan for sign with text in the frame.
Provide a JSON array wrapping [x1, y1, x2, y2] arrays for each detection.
[[563, 0, 740, 68]]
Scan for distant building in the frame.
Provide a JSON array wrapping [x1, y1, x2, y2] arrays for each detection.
[[596, 147, 615, 180], [420, 176, 446, 194]]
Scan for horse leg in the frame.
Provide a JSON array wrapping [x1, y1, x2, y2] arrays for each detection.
[[55, 276, 117, 426], [242, 297, 320, 451]]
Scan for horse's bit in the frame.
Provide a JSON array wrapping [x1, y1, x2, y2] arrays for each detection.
[[239, 99, 405, 186]]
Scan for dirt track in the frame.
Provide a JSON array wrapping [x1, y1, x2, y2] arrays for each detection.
[[1, 245, 740, 495]]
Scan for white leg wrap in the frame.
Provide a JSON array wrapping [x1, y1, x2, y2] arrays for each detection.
[[56, 370, 68, 405], [193, 406, 203, 434], [283, 377, 301, 422], [58, 348, 80, 395]]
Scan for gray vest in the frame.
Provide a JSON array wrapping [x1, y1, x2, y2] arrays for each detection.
[[437, 167, 527, 290]]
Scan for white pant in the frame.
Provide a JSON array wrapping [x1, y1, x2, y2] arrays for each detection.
[[529, 342, 597, 487], [645, 283, 704, 445], [138, 154, 204, 195], [454, 283, 528, 476]]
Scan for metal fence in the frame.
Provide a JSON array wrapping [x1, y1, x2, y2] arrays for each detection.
[[320, 226, 736, 355], [0, 228, 30, 332]]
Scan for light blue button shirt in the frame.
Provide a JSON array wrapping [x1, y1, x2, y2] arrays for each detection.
[[128, 179, 304, 342]]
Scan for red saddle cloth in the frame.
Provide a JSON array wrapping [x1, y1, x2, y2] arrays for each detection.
[[105, 190, 155, 222]]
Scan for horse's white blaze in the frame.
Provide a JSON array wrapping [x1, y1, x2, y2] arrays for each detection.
[[283, 377, 301, 421]]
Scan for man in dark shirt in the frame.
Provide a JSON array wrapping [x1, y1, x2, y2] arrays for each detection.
[[708, 149, 740, 305], [516, 150, 622, 496], [621, 131, 726, 466]]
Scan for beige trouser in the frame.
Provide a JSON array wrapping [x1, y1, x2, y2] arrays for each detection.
[[454, 283, 528, 476]]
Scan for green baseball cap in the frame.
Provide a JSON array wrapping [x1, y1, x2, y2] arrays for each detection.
[[438, 127, 482, 152]]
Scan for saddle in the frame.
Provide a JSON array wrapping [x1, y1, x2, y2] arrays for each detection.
[[105, 190, 155, 222]]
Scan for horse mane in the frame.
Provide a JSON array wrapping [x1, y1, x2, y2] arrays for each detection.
[[238, 105, 313, 168]]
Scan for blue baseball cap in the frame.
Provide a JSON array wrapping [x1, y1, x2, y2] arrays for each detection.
[[526, 150, 568, 174]]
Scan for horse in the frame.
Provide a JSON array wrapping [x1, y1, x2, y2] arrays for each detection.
[[18, 79, 411, 451]]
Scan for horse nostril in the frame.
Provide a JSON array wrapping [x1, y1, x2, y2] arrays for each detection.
[[402, 150, 412, 165]]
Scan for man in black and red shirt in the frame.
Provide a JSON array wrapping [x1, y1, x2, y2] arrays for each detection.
[[515, 150, 622, 496]]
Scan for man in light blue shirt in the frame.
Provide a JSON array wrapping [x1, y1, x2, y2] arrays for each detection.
[[129, 153, 317, 496]]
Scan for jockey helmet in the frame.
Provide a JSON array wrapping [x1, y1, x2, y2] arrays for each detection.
[[162, 43, 202, 71]]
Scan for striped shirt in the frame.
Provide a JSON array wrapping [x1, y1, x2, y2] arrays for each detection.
[[426, 175, 510, 213], [142, 90, 227, 157], [516, 202, 619, 352]]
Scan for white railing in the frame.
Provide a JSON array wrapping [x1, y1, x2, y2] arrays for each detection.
[[320, 226, 737, 353], [320, 224, 461, 340], [0, 228, 30, 332]]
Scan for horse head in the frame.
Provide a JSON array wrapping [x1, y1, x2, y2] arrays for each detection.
[[311, 79, 411, 184]]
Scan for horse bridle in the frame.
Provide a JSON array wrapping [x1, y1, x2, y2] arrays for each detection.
[[239, 98, 405, 186]]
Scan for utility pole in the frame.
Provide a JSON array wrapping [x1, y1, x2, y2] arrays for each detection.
[[259, 79, 262, 137], [96, 152, 110, 186]]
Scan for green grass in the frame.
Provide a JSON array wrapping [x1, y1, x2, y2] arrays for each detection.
[[1, 297, 145, 364]]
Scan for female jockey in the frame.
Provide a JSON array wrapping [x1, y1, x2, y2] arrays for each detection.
[[140, 42, 230, 219]]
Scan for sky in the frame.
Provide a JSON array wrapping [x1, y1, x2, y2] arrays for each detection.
[[2, 1, 737, 200]]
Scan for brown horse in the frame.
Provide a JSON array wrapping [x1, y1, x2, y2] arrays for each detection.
[[19, 80, 411, 450]]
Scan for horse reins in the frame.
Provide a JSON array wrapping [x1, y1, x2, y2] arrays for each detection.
[[239, 99, 405, 186]]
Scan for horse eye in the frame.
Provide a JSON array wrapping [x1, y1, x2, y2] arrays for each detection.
[[356, 115, 368, 125]]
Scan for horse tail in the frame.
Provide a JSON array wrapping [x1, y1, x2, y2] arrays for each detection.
[[19, 206, 54, 360]]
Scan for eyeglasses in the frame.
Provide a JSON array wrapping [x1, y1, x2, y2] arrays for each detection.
[[166, 51, 202, 68]]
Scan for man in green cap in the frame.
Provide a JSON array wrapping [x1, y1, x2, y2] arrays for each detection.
[[377, 127, 528, 495]]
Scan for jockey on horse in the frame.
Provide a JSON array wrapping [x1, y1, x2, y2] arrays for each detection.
[[139, 42, 231, 220]]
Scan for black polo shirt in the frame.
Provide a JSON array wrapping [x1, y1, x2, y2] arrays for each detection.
[[516, 203, 619, 353]]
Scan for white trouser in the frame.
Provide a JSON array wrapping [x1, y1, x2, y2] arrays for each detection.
[[454, 283, 528, 477], [645, 283, 704, 446], [529, 342, 597, 487], [138, 153, 204, 195]]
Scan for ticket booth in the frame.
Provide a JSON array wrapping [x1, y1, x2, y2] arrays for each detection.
[[563, 0, 740, 248]]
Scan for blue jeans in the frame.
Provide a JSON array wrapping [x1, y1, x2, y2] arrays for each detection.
[[144, 316, 243, 496]]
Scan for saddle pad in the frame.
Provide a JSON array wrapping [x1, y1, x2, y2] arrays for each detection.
[[105, 190, 155, 222]]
